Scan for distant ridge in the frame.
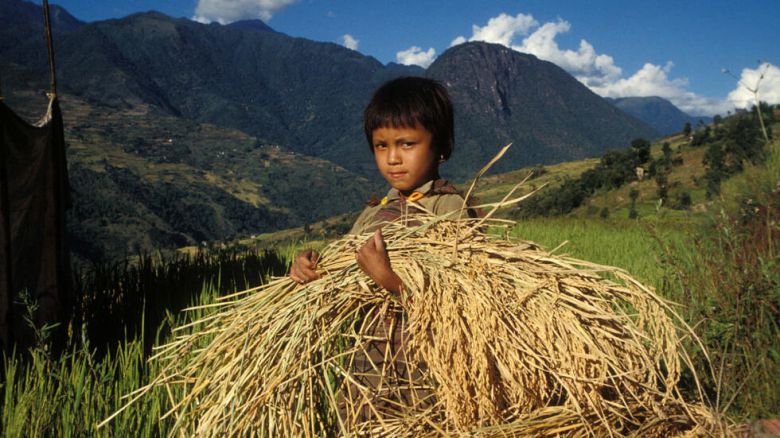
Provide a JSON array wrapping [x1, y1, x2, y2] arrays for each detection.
[[609, 96, 713, 136], [0, 0, 667, 261], [2, 6, 661, 179], [0, 0, 83, 56], [227, 19, 277, 33]]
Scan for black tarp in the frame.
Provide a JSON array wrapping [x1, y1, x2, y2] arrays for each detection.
[[0, 96, 71, 351]]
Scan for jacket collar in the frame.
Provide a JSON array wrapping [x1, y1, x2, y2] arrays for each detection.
[[385, 179, 435, 202]]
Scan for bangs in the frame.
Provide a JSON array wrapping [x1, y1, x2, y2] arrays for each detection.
[[364, 109, 425, 135], [363, 77, 453, 159]]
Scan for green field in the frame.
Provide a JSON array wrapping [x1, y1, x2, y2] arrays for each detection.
[[2, 116, 778, 435], [511, 216, 695, 286]]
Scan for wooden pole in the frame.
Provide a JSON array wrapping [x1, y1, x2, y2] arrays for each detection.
[[42, 0, 57, 96]]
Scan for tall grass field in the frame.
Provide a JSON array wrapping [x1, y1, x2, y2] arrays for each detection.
[[2, 135, 778, 435]]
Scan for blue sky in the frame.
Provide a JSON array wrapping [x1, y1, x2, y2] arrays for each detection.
[[51, 0, 780, 115]]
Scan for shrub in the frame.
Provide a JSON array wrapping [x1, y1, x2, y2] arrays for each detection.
[[675, 191, 692, 210], [660, 136, 780, 418]]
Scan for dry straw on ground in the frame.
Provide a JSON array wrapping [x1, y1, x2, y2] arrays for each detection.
[[101, 148, 738, 437]]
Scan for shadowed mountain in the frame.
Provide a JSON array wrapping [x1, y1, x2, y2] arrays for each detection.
[[69, 12, 395, 175], [2, 2, 378, 262], [0, 0, 83, 81], [1, 0, 83, 41], [3, 6, 659, 178], [1, 1, 666, 261], [227, 19, 277, 33], [609, 96, 713, 136], [428, 42, 660, 178]]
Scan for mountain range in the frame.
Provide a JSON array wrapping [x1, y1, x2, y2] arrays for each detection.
[[1, 0, 701, 262], [608, 96, 712, 136]]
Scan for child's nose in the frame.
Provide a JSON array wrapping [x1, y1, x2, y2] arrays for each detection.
[[387, 146, 401, 164]]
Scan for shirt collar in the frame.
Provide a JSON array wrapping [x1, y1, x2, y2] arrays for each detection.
[[385, 179, 435, 202]]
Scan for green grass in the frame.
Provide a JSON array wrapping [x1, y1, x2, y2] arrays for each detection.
[[3, 202, 776, 433], [3, 310, 173, 436], [474, 158, 600, 205], [1, 247, 294, 436], [2, 123, 777, 433], [1, 263, 280, 436], [510, 216, 695, 287]]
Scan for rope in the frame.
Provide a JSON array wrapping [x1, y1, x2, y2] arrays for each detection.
[[0, 107, 13, 349], [42, 0, 57, 97]]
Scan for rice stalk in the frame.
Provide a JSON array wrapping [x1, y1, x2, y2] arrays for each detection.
[[100, 189, 736, 437]]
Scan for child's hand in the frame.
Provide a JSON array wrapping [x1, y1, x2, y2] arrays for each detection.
[[356, 229, 402, 295], [290, 249, 320, 284]]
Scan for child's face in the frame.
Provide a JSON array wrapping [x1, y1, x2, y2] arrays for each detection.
[[371, 123, 438, 194]]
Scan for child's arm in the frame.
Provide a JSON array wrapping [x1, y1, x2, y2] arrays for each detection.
[[356, 229, 403, 295], [289, 249, 320, 283]]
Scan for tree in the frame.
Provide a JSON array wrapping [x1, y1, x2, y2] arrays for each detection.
[[720, 112, 765, 173], [630, 138, 651, 165], [723, 62, 771, 144], [662, 142, 672, 161], [683, 122, 692, 138], [651, 142, 674, 176], [628, 187, 640, 219], [703, 143, 725, 199], [676, 191, 692, 210], [532, 164, 547, 178], [751, 101, 774, 140], [655, 173, 668, 201], [690, 126, 711, 147]]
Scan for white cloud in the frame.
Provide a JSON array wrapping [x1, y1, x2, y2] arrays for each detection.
[[726, 62, 780, 110], [396, 46, 436, 68], [590, 62, 682, 97], [471, 12, 538, 46], [450, 12, 536, 47], [453, 12, 744, 115], [450, 35, 466, 47], [514, 20, 622, 88], [192, 0, 296, 24], [341, 34, 359, 50]]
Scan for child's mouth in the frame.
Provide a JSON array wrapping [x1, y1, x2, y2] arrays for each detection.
[[388, 171, 407, 179]]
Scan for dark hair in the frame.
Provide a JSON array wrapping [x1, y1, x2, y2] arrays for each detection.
[[363, 76, 454, 160]]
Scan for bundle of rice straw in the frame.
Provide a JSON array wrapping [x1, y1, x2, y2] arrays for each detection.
[[101, 212, 737, 436], [101, 150, 737, 436]]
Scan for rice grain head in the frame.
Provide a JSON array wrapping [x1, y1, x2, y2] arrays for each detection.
[[102, 211, 736, 437]]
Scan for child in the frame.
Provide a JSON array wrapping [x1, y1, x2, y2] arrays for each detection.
[[289, 76, 475, 426], [289, 76, 471, 293]]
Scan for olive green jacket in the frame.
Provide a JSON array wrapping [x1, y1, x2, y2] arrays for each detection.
[[349, 179, 467, 235]]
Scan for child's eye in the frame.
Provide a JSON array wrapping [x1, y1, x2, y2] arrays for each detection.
[[374, 143, 387, 150], [401, 141, 415, 148]]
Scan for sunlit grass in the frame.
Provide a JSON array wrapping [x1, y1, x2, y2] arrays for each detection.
[[510, 217, 694, 287], [2, 129, 777, 433]]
